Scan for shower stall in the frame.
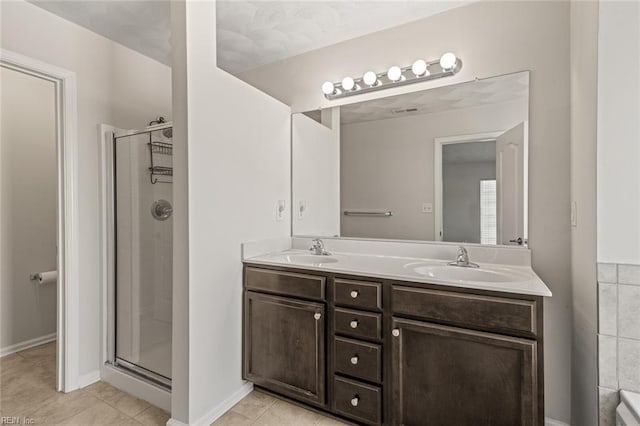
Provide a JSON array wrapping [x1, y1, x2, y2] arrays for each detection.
[[106, 121, 173, 389]]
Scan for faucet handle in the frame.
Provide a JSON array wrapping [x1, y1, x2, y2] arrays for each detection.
[[456, 246, 468, 260], [309, 238, 329, 255]]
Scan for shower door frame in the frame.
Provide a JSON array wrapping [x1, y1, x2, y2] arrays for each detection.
[[0, 49, 80, 393], [99, 124, 173, 407]]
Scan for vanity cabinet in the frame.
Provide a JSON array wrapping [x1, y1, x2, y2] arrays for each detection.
[[243, 264, 544, 425], [243, 286, 326, 406], [390, 318, 537, 426]]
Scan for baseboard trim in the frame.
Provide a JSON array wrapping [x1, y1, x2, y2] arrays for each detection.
[[166, 419, 188, 426], [168, 382, 253, 426], [78, 370, 101, 388], [0, 333, 56, 357], [545, 417, 570, 426]]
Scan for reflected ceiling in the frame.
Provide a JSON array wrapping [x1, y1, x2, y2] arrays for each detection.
[[339, 72, 530, 125]]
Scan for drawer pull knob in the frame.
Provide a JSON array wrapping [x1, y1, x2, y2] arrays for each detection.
[[392, 328, 400, 337], [350, 356, 359, 365], [350, 320, 359, 329], [350, 396, 359, 407], [350, 290, 359, 298], [314, 312, 322, 320]]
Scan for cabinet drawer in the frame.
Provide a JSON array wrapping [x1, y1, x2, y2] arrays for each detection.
[[333, 279, 382, 311], [334, 337, 382, 383], [333, 376, 381, 425], [392, 285, 537, 337], [334, 308, 382, 341], [245, 267, 326, 301]]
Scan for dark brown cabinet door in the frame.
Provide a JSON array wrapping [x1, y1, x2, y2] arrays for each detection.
[[244, 291, 326, 406], [390, 318, 537, 426]]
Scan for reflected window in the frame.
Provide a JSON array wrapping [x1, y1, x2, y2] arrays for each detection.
[[480, 179, 497, 245]]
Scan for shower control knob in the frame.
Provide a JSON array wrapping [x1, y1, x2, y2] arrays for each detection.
[[351, 397, 359, 407], [392, 329, 400, 337], [350, 356, 359, 365], [151, 199, 173, 221], [314, 313, 322, 320], [350, 290, 359, 298], [350, 320, 359, 329]]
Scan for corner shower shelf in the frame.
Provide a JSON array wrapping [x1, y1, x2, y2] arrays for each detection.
[[149, 141, 173, 155], [148, 140, 173, 184], [149, 166, 173, 176]]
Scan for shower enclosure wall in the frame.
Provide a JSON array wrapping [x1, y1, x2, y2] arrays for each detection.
[[108, 123, 173, 388]]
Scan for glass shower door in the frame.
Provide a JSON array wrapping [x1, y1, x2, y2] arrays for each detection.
[[113, 126, 173, 385]]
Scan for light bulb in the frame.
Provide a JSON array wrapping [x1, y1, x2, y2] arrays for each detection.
[[439, 52, 457, 70], [322, 81, 335, 95], [342, 76, 356, 91], [387, 66, 403, 82], [363, 71, 378, 87], [411, 59, 429, 77]]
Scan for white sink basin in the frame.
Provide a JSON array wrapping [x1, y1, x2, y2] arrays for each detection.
[[281, 254, 339, 265], [408, 264, 529, 283]]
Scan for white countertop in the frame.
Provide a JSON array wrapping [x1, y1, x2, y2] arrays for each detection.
[[243, 248, 552, 297]]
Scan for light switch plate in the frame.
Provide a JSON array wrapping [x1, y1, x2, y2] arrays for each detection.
[[276, 200, 285, 221], [422, 203, 433, 213], [298, 200, 306, 220]]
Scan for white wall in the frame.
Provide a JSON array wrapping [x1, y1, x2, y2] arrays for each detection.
[[0, 67, 58, 353], [170, 1, 292, 423], [0, 0, 172, 384], [292, 109, 340, 236], [240, 2, 573, 422], [595, 1, 639, 424], [339, 101, 522, 241], [570, 1, 599, 424], [169, 0, 189, 420], [597, 1, 640, 264]]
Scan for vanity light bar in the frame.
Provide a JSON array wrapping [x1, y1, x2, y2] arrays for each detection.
[[321, 52, 462, 100]]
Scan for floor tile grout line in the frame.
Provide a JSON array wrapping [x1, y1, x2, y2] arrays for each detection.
[[222, 409, 255, 425], [101, 396, 150, 419], [250, 399, 279, 425]]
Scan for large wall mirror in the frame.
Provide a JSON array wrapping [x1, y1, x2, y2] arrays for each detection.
[[292, 71, 529, 247]]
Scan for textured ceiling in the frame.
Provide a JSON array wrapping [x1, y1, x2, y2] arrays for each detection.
[[29, 1, 471, 72], [28, 0, 172, 66], [339, 71, 530, 125], [216, 1, 471, 73]]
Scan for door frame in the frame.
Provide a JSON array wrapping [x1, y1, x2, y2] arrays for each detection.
[[1, 49, 80, 392], [433, 131, 503, 242]]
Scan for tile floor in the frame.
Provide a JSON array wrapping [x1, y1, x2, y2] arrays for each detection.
[[0, 342, 170, 425], [0, 342, 348, 425], [212, 391, 349, 426]]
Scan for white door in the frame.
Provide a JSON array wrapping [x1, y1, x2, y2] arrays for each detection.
[[496, 122, 527, 245]]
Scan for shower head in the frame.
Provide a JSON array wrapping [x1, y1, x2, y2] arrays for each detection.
[[162, 127, 172, 139]]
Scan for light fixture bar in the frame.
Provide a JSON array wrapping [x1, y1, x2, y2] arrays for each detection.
[[322, 53, 462, 100]]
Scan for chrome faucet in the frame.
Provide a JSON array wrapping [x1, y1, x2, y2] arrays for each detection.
[[309, 239, 330, 256], [448, 246, 479, 268]]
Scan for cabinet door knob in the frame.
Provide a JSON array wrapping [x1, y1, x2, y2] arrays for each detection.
[[392, 328, 400, 337], [350, 290, 359, 298], [350, 396, 359, 407], [350, 320, 359, 329], [314, 312, 322, 320], [350, 356, 359, 365]]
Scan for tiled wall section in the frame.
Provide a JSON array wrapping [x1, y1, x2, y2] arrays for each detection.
[[598, 263, 640, 425]]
